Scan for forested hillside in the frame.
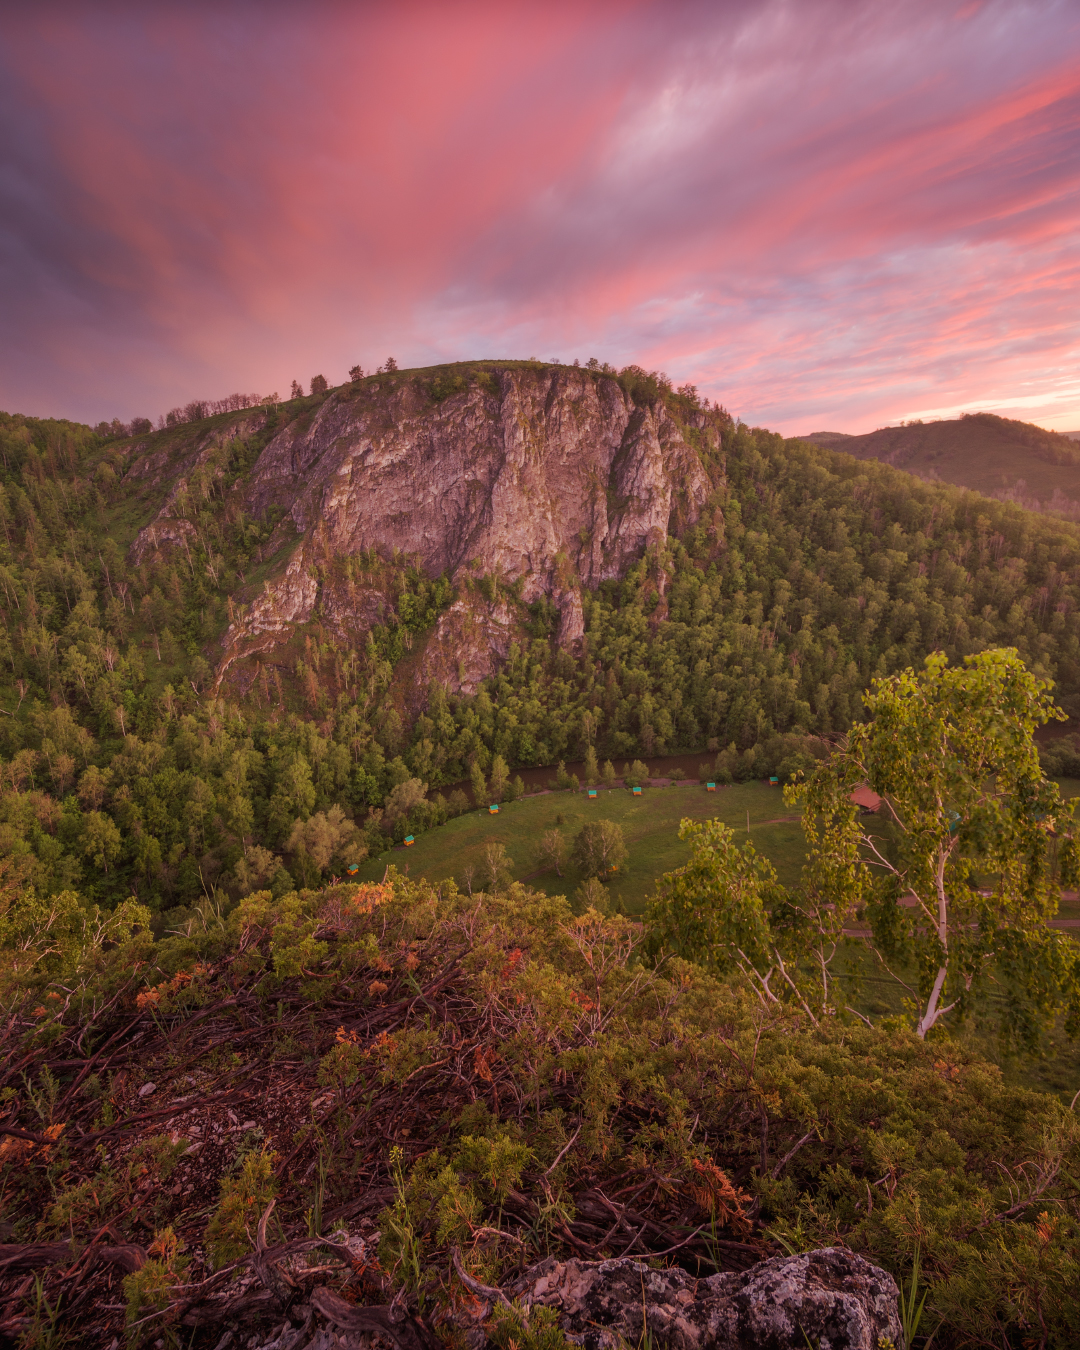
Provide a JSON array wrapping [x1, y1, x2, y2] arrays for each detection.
[[797, 412, 1080, 519], [4, 370, 1080, 917]]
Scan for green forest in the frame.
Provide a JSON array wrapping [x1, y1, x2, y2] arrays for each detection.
[[4, 371, 1080, 918]]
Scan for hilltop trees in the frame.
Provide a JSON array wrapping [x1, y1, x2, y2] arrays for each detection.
[[649, 650, 1080, 1044]]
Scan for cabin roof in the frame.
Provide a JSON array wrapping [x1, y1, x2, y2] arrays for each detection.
[[850, 784, 882, 812]]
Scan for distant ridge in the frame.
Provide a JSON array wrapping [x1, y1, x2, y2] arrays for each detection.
[[792, 412, 1080, 520], [800, 430, 854, 449]]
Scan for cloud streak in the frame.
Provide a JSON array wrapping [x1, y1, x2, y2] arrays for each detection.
[[0, 0, 1078, 433]]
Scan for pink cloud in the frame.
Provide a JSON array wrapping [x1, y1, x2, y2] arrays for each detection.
[[0, 0, 1077, 434]]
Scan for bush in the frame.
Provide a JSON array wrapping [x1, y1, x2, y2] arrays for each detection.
[[1040, 734, 1080, 778], [204, 1148, 278, 1268], [3, 876, 1080, 1345], [624, 760, 649, 787], [123, 1227, 188, 1342]]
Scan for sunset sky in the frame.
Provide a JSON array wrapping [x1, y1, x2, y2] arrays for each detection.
[[1, 0, 1078, 434]]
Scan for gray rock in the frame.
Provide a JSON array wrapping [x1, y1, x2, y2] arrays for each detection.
[[510, 1247, 903, 1350]]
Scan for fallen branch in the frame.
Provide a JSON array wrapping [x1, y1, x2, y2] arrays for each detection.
[[310, 1287, 441, 1350], [451, 1244, 513, 1310]]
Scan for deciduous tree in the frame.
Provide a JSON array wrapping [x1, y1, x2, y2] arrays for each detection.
[[572, 819, 627, 878], [488, 754, 510, 802], [648, 650, 1080, 1044], [537, 827, 566, 876]]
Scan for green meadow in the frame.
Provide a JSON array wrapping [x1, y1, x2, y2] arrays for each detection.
[[356, 779, 812, 911]]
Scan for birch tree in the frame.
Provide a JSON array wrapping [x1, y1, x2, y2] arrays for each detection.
[[794, 648, 1080, 1040], [650, 650, 1080, 1044]]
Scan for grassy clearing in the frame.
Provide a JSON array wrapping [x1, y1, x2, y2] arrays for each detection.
[[357, 779, 805, 912], [358, 775, 1080, 921]]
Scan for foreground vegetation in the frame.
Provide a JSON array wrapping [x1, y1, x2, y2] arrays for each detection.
[[1, 877, 1078, 1347]]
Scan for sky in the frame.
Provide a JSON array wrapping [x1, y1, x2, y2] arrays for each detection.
[[1, 0, 1078, 435]]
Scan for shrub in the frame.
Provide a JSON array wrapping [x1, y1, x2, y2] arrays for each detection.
[[624, 760, 649, 787], [205, 1147, 278, 1268], [123, 1227, 188, 1343]]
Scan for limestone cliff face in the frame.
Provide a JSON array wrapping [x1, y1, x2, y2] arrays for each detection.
[[243, 366, 710, 585], [130, 366, 717, 695]]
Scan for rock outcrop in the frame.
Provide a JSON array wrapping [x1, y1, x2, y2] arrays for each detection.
[[125, 366, 717, 695], [247, 1248, 903, 1350], [508, 1248, 903, 1350], [240, 368, 711, 595]]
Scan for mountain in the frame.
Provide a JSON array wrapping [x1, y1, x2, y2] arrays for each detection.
[[7, 365, 1080, 912], [793, 412, 1080, 519], [6, 378, 1079, 1350]]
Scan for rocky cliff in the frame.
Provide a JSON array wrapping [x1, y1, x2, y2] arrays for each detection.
[[125, 365, 720, 697]]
